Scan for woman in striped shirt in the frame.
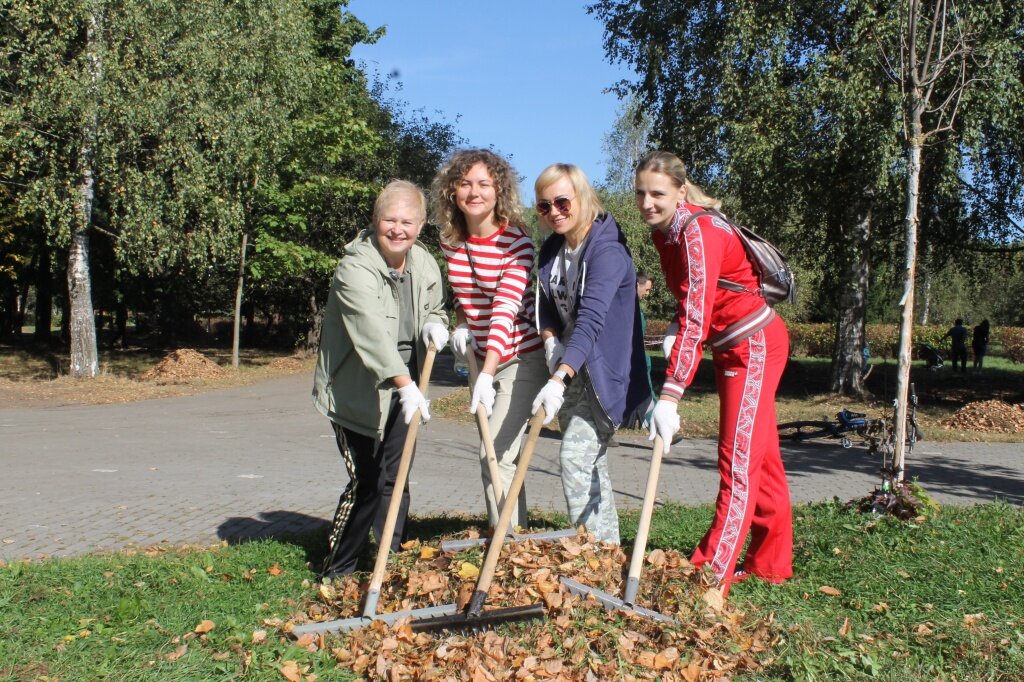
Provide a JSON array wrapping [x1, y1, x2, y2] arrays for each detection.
[[431, 149, 549, 530]]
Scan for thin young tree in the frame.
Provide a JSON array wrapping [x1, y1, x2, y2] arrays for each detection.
[[881, 0, 984, 485]]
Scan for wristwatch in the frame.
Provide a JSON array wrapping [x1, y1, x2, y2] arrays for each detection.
[[553, 368, 572, 386]]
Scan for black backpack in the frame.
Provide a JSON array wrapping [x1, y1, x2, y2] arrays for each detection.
[[686, 209, 796, 306]]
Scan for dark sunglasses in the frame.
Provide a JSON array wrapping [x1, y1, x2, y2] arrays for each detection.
[[536, 195, 574, 216]]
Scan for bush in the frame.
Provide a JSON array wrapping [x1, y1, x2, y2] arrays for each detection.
[[996, 327, 1024, 363]]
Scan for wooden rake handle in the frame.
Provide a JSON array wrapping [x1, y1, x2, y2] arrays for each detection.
[[622, 435, 665, 606], [467, 406, 546, 615], [364, 343, 437, 615], [466, 351, 507, 514]]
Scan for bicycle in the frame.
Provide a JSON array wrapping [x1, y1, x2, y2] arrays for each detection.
[[776, 408, 873, 449], [778, 384, 925, 489]]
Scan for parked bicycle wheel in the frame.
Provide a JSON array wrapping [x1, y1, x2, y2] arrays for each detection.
[[777, 421, 835, 442]]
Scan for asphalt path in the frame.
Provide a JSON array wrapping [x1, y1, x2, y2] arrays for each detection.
[[2, 356, 1021, 561]]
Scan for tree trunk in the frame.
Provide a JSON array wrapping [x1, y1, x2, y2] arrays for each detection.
[[918, 252, 931, 325], [68, 7, 100, 378], [304, 287, 322, 355], [830, 203, 872, 397], [231, 231, 248, 369], [892, 112, 925, 487], [35, 234, 53, 340]]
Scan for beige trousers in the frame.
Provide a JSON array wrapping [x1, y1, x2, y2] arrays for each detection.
[[478, 349, 550, 529]]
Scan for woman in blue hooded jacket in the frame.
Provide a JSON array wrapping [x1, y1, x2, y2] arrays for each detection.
[[531, 163, 650, 544]]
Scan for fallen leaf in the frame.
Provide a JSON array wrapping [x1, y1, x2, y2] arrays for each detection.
[[211, 651, 230, 661], [419, 546, 438, 560], [702, 587, 725, 611], [318, 583, 336, 600], [294, 633, 316, 648], [165, 644, 188, 661], [916, 623, 934, 636], [458, 562, 480, 579], [818, 586, 842, 597], [268, 564, 282, 576], [963, 613, 985, 627], [654, 647, 680, 669], [839, 617, 851, 636], [194, 620, 215, 634], [279, 660, 303, 681], [252, 630, 267, 644]]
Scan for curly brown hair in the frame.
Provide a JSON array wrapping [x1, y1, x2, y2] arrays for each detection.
[[431, 149, 526, 246]]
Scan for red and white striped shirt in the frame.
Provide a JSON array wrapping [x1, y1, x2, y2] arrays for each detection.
[[441, 223, 542, 364]]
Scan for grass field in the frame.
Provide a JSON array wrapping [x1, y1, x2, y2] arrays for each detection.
[[2, 503, 1021, 681]]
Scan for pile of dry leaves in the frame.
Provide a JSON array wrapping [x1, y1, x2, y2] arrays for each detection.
[[942, 400, 1024, 434], [282, 531, 777, 681], [142, 349, 228, 382]]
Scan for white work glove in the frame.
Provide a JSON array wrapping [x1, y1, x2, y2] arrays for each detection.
[[531, 379, 565, 425], [421, 322, 450, 353], [450, 323, 472, 360], [397, 382, 431, 425], [470, 372, 496, 417], [544, 336, 565, 374], [662, 320, 680, 359], [648, 398, 680, 454]]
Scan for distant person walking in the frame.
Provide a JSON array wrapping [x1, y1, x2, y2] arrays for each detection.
[[312, 180, 449, 580], [972, 319, 990, 369], [943, 318, 969, 372], [432, 149, 548, 530]]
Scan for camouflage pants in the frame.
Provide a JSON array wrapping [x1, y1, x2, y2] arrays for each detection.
[[557, 379, 620, 545]]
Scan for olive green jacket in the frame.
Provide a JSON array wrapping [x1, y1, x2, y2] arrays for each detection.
[[312, 229, 446, 439]]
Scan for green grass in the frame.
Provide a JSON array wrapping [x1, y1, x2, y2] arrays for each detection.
[[3, 503, 1022, 681]]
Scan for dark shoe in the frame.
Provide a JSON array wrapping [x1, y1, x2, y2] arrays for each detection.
[[606, 437, 620, 447], [671, 432, 684, 445]]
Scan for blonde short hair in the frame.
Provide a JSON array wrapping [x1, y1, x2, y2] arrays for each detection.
[[533, 163, 603, 228], [373, 180, 427, 225]]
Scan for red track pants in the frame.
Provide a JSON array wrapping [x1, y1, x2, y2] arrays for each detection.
[[690, 315, 792, 595]]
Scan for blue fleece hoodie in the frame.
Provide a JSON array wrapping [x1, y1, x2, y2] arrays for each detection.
[[536, 212, 650, 427]]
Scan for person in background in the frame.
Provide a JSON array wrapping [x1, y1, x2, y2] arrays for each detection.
[[635, 151, 791, 595], [972, 319, 990, 370], [532, 163, 650, 545], [432, 149, 548, 531], [943, 318, 969, 372], [312, 180, 449, 580], [617, 272, 658, 435]]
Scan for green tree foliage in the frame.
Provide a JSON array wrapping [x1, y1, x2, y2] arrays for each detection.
[[589, 0, 1024, 394]]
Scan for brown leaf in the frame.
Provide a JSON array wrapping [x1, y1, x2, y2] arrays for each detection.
[[839, 617, 851, 636], [646, 549, 667, 567], [963, 613, 985, 628], [818, 586, 842, 597], [194, 620, 216, 634], [654, 647, 680, 669], [916, 623, 934, 636], [251, 630, 267, 645], [681, 662, 702, 682], [702, 587, 725, 611], [294, 633, 316, 649], [211, 651, 231, 661], [164, 644, 188, 661], [279, 660, 303, 682]]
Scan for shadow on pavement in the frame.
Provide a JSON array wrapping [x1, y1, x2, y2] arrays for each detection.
[[218, 510, 329, 566]]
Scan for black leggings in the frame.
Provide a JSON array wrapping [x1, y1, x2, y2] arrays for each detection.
[[321, 392, 412, 577]]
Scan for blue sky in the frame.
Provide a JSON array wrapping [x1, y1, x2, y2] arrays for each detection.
[[347, 0, 634, 197]]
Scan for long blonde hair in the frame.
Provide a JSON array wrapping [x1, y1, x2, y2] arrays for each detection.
[[635, 151, 721, 210], [533, 163, 603, 227], [431, 149, 526, 246]]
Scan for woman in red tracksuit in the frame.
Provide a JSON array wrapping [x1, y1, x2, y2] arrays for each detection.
[[635, 151, 792, 595]]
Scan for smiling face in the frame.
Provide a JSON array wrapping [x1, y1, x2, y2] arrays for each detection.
[[375, 190, 425, 270], [634, 169, 687, 232], [455, 162, 499, 235], [536, 175, 589, 247]]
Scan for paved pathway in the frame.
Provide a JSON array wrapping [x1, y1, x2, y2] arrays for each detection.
[[2, 357, 1022, 561]]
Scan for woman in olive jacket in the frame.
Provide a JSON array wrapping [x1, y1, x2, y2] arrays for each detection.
[[312, 180, 449, 579]]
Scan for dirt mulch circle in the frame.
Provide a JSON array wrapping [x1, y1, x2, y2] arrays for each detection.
[[942, 400, 1024, 434], [142, 349, 228, 382]]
